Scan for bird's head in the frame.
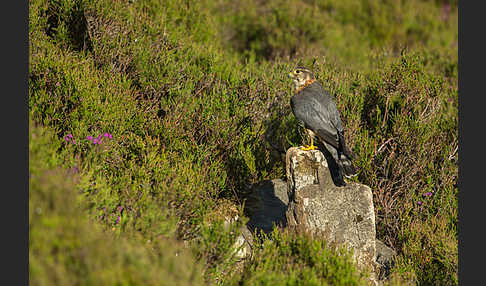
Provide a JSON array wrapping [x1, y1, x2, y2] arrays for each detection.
[[288, 67, 315, 91]]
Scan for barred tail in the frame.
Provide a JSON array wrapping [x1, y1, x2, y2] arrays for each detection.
[[337, 133, 357, 178], [338, 156, 357, 178]]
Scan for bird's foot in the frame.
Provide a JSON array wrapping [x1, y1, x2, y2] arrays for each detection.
[[300, 144, 317, 151]]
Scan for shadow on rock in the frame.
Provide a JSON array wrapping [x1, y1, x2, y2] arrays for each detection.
[[244, 179, 289, 235]]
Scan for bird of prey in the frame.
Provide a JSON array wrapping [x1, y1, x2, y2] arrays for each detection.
[[288, 67, 357, 186]]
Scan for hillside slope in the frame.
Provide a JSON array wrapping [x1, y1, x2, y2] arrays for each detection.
[[29, 0, 457, 285]]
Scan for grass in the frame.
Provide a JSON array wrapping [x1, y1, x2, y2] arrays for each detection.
[[29, 0, 457, 285]]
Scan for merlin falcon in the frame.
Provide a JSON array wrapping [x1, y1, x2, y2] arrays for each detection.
[[288, 67, 357, 186]]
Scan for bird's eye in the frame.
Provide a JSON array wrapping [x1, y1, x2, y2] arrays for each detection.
[[295, 70, 301, 74]]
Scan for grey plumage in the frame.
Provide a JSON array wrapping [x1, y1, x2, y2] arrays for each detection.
[[289, 67, 357, 186]]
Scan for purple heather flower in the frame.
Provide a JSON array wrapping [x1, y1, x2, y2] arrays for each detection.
[[417, 201, 423, 206], [64, 134, 76, 144], [444, 3, 450, 13], [93, 138, 98, 144], [109, 134, 113, 139], [87, 135, 93, 141], [424, 192, 433, 197], [115, 216, 121, 225], [104, 133, 110, 137], [118, 206, 124, 212]]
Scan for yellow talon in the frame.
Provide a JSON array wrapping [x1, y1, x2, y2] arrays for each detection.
[[300, 137, 317, 151], [301, 145, 317, 151]]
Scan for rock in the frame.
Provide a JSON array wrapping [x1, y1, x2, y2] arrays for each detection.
[[233, 179, 289, 261], [245, 179, 289, 234], [285, 147, 377, 283], [233, 225, 254, 260], [375, 239, 396, 282], [239, 147, 380, 284]]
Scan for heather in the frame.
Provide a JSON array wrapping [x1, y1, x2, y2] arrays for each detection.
[[29, 0, 457, 285]]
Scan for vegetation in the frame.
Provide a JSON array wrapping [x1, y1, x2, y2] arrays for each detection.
[[29, 0, 457, 285]]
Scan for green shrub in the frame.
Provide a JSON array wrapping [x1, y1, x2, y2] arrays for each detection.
[[29, 0, 457, 284], [239, 229, 368, 286], [29, 123, 204, 286]]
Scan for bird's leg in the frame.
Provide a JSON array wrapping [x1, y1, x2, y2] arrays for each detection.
[[301, 133, 317, 151]]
